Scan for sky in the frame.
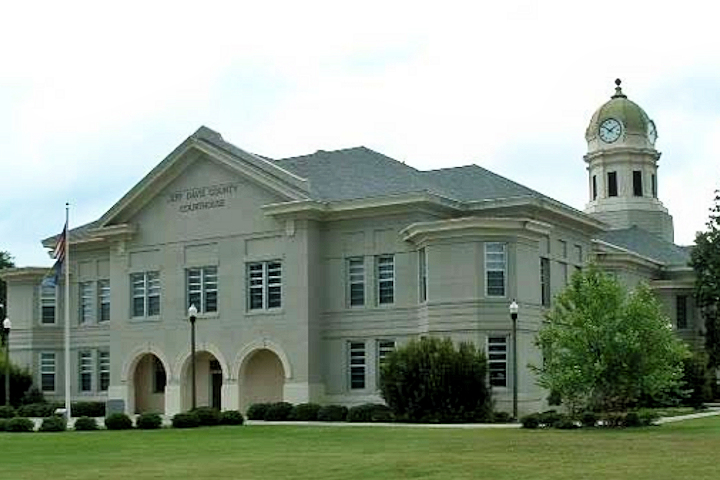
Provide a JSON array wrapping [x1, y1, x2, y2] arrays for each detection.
[[1, 0, 719, 267]]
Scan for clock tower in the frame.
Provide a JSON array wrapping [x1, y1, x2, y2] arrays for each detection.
[[584, 79, 674, 242]]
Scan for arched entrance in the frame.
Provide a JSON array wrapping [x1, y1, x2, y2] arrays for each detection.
[[239, 349, 285, 412], [181, 351, 223, 411], [133, 354, 167, 414]]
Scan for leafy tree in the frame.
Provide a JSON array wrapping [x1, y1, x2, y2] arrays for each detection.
[[379, 337, 492, 423], [690, 191, 720, 369], [0, 250, 15, 309], [533, 265, 689, 414]]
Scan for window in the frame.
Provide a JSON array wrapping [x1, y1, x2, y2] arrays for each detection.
[[349, 341, 366, 389], [79, 351, 93, 392], [153, 357, 166, 393], [558, 240, 567, 258], [540, 257, 550, 307], [651, 174, 657, 198], [488, 337, 508, 388], [377, 255, 395, 305], [98, 351, 110, 391], [40, 284, 56, 325], [247, 261, 282, 310], [607, 171, 618, 197], [131, 272, 160, 317], [40, 352, 56, 392], [575, 245, 583, 263], [187, 266, 218, 313], [377, 339, 396, 383], [79, 281, 93, 324], [676, 295, 688, 330], [419, 248, 428, 303], [98, 280, 110, 322], [347, 257, 365, 307], [633, 170, 643, 196], [485, 243, 506, 297], [592, 175, 597, 200]]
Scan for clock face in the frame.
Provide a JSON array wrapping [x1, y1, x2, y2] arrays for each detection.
[[599, 118, 622, 143], [647, 120, 657, 145]]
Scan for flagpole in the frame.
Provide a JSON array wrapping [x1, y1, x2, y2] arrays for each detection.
[[64, 203, 71, 419]]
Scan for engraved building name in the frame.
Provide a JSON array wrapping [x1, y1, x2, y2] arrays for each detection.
[[168, 182, 239, 213]]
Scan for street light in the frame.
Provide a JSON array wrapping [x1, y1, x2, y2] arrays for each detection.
[[188, 304, 198, 411], [3, 316, 10, 407], [509, 300, 518, 421]]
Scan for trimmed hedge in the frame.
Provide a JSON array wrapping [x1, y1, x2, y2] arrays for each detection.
[[6, 417, 34, 432], [17, 402, 58, 418], [290, 403, 321, 421], [172, 412, 200, 428], [246, 403, 270, 420], [74, 416, 99, 431], [136, 413, 163, 430], [220, 410, 244, 426], [317, 405, 348, 422], [264, 402, 293, 421], [347, 403, 394, 423], [0, 418, 8, 431], [0, 405, 16, 418], [105, 413, 133, 430], [520, 413, 541, 429], [72, 401, 105, 418], [193, 407, 221, 426], [39, 416, 67, 432]]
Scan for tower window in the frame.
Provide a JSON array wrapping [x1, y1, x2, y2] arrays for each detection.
[[607, 172, 618, 197], [633, 171, 643, 197], [592, 175, 597, 200], [651, 174, 657, 198]]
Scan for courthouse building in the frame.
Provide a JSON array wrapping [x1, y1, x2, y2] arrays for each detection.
[[1, 80, 699, 416]]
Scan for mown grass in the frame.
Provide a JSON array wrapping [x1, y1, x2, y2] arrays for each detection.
[[1, 416, 720, 480]]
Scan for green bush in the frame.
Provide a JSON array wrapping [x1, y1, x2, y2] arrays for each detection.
[[136, 413, 163, 429], [537, 410, 563, 427], [246, 403, 271, 420], [0, 360, 34, 408], [554, 416, 578, 429], [74, 416, 99, 431], [219, 410, 244, 426], [290, 403, 321, 421], [317, 405, 348, 422], [21, 386, 45, 405], [580, 411, 598, 428], [72, 401, 105, 417], [680, 352, 713, 408], [39, 416, 66, 432], [379, 337, 491, 423], [520, 413, 541, 429], [638, 410, 660, 426], [105, 413, 133, 430], [0, 405, 16, 418], [192, 406, 221, 426], [0, 418, 8, 431], [347, 403, 394, 423], [624, 411, 641, 427], [264, 402, 293, 421], [17, 402, 57, 417], [6, 417, 34, 432], [600, 412, 626, 428], [172, 412, 200, 428]]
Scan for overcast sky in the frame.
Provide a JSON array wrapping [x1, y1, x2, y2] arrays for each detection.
[[1, 0, 718, 267]]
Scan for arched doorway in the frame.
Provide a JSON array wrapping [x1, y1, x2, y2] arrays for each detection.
[[239, 349, 285, 412], [181, 351, 223, 411], [133, 354, 167, 414]]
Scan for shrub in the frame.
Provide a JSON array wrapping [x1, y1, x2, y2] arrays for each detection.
[[317, 405, 348, 422], [74, 416, 99, 431], [379, 337, 491, 423], [538, 410, 564, 428], [105, 413, 133, 430], [21, 386, 46, 405], [0, 405, 16, 418], [347, 403, 394, 423], [290, 403, 321, 421], [246, 403, 271, 420], [491, 411, 513, 423], [192, 406, 221, 426], [638, 410, 660, 426], [624, 411, 641, 427], [17, 402, 57, 417], [0, 361, 33, 407], [136, 413, 163, 429], [554, 416, 578, 429], [0, 418, 8, 431], [72, 401, 106, 418], [172, 412, 200, 428], [6, 417, 34, 432], [520, 413, 541, 429], [680, 352, 713, 409], [580, 411, 598, 428], [220, 410, 244, 426], [39, 416, 66, 432], [600, 412, 625, 428], [264, 402, 293, 421]]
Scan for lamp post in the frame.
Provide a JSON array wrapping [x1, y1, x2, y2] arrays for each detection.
[[3, 316, 10, 407], [509, 300, 518, 420], [188, 304, 198, 411]]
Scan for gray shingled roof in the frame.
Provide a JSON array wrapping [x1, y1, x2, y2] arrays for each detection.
[[596, 226, 691, 266]]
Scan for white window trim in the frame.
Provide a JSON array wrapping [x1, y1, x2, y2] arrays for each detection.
[[187, 266, 218, 314], [247, 261, 283, 311], [39, 284, 57, 326], [376, 339, 396, 387], [487, 335, 509, 389], [98, 350, 110, 392], [484, 242, 507, 297], [130, 271, 161, 318], [79, 350, 93, 393], [79, 281, 94, 325], [348, 340, 367, 391], [40, 352, 56, 394], [98, 279, 110, 323], [347, 257, 365, 308], [376, 254, 395, 305], [419, 248, 428, 303]]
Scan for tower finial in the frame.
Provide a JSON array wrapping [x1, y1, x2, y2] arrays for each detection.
[[612, 78, 626, 99]]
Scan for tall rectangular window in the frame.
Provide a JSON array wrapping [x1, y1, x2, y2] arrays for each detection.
[[540, 257, 550, 307], [676, 295, 688, 329], [79, 281, 93, 324], [651, 174, 657, 198], [79, 351, 93, 392], [247, 261, 282, 310], [377, 255, 395, 305], [40, 284, 56, 325], [377, 339, 396, 385], [187, 266, 218, 313], [485, 243, 506, 297], [98, 280, 110, 322], [131, 272, 160, 317], [98, 351, 110, 391], [347, 257, 365, 307], [633, 170, 643, 196], [40, 352, 56, 392], [419, 248, 428, 303], [592, 175, 597, 200], [607, 171, 618, 197], [349, 341, 366, 390], [488, 337, 508, 388]]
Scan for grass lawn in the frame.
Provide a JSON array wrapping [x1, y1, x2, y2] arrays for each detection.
[[2, 417, 720, 480]]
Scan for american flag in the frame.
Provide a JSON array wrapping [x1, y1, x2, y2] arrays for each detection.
[[53, 223, 67, 263], [42, 222, 67, 287]]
